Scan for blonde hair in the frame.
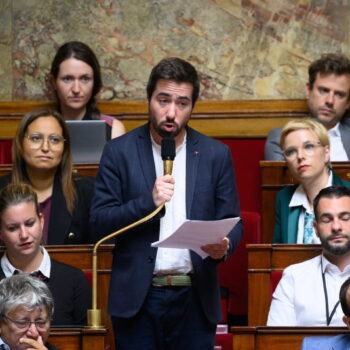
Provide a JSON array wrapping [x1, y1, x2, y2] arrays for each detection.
[[280, 118, 330, 150], [0, 183, 40, 226]]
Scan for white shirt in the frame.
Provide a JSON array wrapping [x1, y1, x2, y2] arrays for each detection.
[[328, 123, 348, 161], [267, 254, 350, 326], [1, 246, 51, 278], [290, 172, 333, 244], [151, 134, 193, 274]]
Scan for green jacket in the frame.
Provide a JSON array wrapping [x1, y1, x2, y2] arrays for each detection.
[[273, 171, 350, 243]]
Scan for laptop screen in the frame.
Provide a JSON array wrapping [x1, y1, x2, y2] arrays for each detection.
[[65, 120, 107, 164]]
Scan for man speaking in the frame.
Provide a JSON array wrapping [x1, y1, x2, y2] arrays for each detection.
[[90, 57, 242, 349]]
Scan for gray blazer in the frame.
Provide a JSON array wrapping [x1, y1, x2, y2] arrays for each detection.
[[264, 120, 350, 161]]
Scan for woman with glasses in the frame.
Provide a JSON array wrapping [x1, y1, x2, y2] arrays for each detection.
[[0, 274, 59, 350], [0, 110, 94, 244], [273, 118, 350, 243], [0, 183, 91, 326], [50, 41, 125, 139]]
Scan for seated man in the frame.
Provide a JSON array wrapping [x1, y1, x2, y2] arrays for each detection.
[[265, 53, 350, 161], [0, 183, 91, 326], [300, 277, 350, 349], [0, 274, 59, 350], [268, 185, 350, 326]]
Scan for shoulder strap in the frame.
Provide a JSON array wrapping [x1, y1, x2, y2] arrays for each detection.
[[99, 114, 114, 126]]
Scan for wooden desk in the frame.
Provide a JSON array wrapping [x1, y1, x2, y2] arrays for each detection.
[[260, 161, 350, 243], [247, 244, 321, 326], [48, 327, 107, 350], [231, 326, 348, 350], [45, 245, 114, 350], [0, 164, 99, 178]]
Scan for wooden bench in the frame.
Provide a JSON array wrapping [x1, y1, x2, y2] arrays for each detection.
[[247, 244, 321, 326], [231, 326, 349, 350], [48, 327, 107, 350]]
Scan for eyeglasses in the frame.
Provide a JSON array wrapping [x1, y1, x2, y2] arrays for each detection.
[[4, 315, 50, 331], [283, 142, 323, 160], [25, 133, 65, 149]]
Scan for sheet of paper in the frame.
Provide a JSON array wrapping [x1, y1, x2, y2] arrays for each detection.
[[151, 217, 240, 259]]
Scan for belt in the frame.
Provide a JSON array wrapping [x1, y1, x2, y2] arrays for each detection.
[[152, 274, 192, 287]]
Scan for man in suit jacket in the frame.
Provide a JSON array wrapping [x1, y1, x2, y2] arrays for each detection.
[[91, 57, 242, 350], [265, 53, 350, 161], [300, 277, 350, 349]]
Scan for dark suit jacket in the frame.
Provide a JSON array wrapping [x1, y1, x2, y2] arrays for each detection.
[[300, 335, 350, 350], [0, 173, 94, 244], [273, 172, 350, 243], [264, 121, 350, 161], [90, 124, 243, 324], [0, 259, 91, 326]]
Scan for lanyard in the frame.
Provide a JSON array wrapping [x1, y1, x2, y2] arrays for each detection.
[[321, 258, 340, 326]]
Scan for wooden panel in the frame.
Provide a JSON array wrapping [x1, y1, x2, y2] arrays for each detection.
[[247, 244, 321, 326], [261, 161, 350, 243], [48, 327, 106, 350], [45, 245, 114, 349], [231, 326, 347, 350], [0, 164, 99, 178], [0, 99, 310, 139]]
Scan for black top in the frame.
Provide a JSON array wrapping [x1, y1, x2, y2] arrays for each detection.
[[0, 173, 94, 244]]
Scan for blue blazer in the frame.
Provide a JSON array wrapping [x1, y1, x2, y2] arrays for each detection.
[[273, 171, 350, 243], [301, 335, 350, 350], [90, 124, 243, 323]]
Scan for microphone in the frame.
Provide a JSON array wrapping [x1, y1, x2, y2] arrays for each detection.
[[161, 137, 175, 175]]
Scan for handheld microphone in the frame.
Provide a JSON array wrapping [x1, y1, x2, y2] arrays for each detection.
[[161, 137, 175, 175]]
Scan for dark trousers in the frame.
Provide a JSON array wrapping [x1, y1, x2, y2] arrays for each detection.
[[112, 285, 216, 350]]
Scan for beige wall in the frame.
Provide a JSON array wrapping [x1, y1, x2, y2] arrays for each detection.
[[0, 0, 349, 101]]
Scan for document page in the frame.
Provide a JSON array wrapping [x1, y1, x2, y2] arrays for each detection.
[[151, 217, 240, 259]]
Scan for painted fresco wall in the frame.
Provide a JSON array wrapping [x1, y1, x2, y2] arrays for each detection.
[[0, 0, 349, 101]]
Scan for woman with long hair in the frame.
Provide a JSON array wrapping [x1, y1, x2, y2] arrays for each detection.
[[0, 110, 93, 244], [50, 41, 125, 139]]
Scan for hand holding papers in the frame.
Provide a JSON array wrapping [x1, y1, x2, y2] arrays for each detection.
[[151, 217, 240, 259]]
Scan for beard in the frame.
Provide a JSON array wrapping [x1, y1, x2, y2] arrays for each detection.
[[157, 120, 180, 138], [320, 234, 350, 256]]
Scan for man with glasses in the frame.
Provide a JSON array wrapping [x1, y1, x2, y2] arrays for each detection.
[[265, 53, 350, 161], [268, 186, 350, 326], [0, 274, 59, 350]]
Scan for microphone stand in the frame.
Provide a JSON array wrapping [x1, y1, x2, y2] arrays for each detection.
[[87, 201, 166, 328], [87, 139, 174, 328]]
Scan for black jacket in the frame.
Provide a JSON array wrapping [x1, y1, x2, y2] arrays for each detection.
[[0, 173, 94, 244]]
